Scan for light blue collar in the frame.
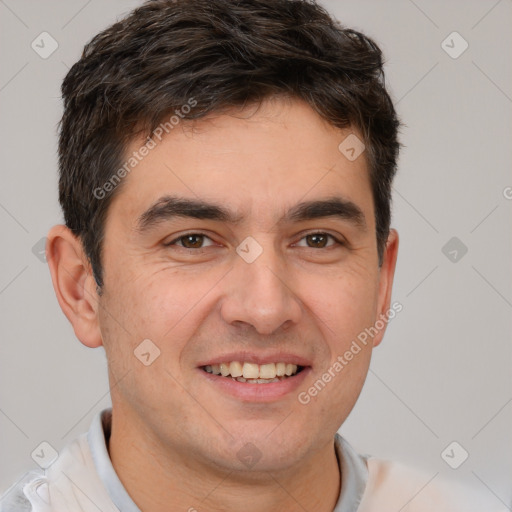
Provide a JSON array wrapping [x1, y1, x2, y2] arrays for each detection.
[[87, 409, 141, 512]]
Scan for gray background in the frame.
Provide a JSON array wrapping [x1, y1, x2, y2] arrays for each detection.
[[1, 0, 510, 507]]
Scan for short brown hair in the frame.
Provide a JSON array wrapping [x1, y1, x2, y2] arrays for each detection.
[[59, 0, 400, 288]]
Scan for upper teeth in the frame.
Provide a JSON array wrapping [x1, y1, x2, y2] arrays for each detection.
[[204, 362, 299, 379]]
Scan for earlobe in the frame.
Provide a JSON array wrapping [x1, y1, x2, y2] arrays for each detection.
[[46, 225, 103, 348], [372, 228, 399, 348]]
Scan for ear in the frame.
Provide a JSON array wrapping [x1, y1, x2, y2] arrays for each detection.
[[46, 225, 103, 348], [372, 228, 399, 348]]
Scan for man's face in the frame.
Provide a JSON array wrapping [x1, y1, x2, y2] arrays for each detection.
[[96, 97, 397, 473]]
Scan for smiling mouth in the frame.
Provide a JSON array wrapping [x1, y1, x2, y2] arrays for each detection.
[[201, 361, 304, 384]]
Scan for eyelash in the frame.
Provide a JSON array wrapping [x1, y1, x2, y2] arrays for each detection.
[[165, 232, 344, 250]]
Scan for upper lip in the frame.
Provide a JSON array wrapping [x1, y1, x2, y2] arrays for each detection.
[[197, 352, 312, 368]]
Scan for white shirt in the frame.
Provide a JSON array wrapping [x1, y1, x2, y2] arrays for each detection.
[[0, 408, 507, 511]]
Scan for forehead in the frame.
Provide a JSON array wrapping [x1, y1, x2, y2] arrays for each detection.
[[108, 98, 374, 228]]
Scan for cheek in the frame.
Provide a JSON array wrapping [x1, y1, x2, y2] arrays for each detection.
[[300, 265, 378, 411], [106, 264, 195, 328], [303, 264, 379, 342], [102, 266, 227, 363], [97, 274, 201, 415]]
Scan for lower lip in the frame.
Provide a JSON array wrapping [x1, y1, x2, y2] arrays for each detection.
[[197, 367, 311, 402]]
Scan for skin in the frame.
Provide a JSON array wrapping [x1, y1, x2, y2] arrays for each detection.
[[47, 96, 399, 512]]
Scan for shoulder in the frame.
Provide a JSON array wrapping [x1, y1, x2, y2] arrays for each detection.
[[359, 456, 508, 512], [1, 433, 118, 512], [0, 470, 44, 512]]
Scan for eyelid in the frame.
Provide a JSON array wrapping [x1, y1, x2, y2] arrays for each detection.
[[292, 231, 344, 248], [165, 230, 345, 249], [165, 231, 217, 248]]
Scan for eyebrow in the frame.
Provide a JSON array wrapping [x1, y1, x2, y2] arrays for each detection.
[[135, 195, 367, 233]]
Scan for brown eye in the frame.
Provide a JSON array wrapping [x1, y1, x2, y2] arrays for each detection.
[[296, 233, 340, 249], [180, 234, 205, 248], [167, 233, 215, 249], [305, 233, 330, 248]]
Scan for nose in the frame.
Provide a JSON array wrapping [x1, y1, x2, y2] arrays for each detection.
[[220, 241, 303, 336]]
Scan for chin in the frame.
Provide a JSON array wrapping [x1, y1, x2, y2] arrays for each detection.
[[216, 422, 314, 472]]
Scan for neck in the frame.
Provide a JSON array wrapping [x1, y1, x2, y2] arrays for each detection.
[[108, 410, 341, 512]]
